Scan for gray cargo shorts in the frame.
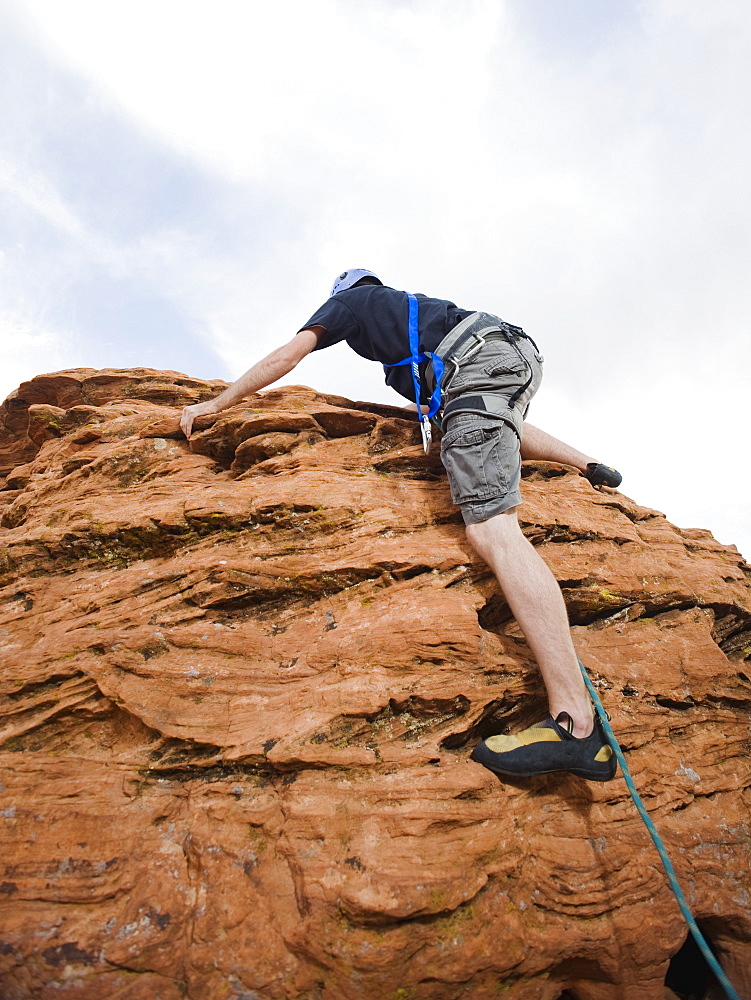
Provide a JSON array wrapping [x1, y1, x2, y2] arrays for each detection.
[[438, 328, 543, 525]]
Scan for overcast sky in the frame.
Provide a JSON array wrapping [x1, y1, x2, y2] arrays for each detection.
[[1, 0, 749, 560]]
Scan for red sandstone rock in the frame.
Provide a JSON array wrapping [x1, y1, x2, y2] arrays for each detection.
[[0, 370, 749, 1000]]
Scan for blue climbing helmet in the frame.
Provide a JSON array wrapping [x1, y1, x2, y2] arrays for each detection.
[[330, 268, 382, 297]]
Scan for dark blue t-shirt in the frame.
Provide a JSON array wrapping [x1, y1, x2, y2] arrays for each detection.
[[299, 284, 474, 403]]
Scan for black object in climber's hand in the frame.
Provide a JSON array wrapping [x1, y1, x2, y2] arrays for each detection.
[[584, 463, 622, 488]]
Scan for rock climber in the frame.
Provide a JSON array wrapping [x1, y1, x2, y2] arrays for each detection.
[[180, 269, 621, 782]]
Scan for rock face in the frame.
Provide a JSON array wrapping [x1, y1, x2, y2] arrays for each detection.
[[0, 368, 749, 1000]]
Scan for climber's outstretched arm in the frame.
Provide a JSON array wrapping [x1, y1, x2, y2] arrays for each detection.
[[520, 422, 597, 472], [180, 327, 323, 439]]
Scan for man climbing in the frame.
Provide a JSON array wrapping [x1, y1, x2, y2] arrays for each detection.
[[180, 269, 621, 782]]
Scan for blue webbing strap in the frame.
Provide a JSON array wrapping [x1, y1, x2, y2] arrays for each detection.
[[383, 292, 445, 453], [579, 658, 741, 1000]]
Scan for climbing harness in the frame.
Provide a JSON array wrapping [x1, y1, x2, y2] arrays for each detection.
[[579, 658, 741, 1000], [384, 299, 543, 453], [383, 293, 444, 453], [436, 315, 540, 413], [432, 312, 541, 439]]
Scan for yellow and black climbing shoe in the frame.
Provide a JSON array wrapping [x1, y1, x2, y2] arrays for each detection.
[[470, 714, 618, 782], [584, 463, 622, 488]]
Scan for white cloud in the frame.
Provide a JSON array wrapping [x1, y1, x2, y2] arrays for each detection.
[[2, 0, 750, 558], [0, 306, 78, 394], [16, 0, 501, 181], [0, 158, 87, 241]]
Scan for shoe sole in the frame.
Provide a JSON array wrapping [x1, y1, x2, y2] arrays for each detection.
[[470, 746, 617, 782]]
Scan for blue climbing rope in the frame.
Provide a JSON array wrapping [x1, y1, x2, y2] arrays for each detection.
[[578, 659, 741, 1000]]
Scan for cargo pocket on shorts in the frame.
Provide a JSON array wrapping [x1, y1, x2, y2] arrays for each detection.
[[440, 420, 515, 506], [480, 342, 528, 378]]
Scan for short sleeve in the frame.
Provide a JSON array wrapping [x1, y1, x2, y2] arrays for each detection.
[[298, 299, 358, 351]]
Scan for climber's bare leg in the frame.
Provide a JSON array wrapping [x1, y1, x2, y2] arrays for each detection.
[[465, 507, 593, 737], [521, 422, 597, 471]]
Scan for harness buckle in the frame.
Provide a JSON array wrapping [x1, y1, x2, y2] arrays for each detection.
[[456, 332, 487, 365]]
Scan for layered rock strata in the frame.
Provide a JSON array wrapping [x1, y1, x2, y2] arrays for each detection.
[[0, 369, 749, 1000]]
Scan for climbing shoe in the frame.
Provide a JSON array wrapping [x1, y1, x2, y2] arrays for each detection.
[[584, 463, 622, 488], [470, 713, 617, 782]]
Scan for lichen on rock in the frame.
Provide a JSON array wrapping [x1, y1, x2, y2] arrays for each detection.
[[0, 369, 750, 1000]]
